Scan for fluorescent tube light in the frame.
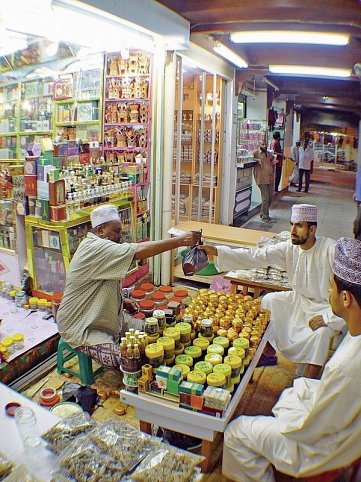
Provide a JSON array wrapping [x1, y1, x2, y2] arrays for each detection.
[[213, 41, 248, 68], [231, 31, 349, 46], [269, 65, 352, 78]]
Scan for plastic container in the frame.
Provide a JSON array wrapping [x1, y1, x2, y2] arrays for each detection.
[[193, 337, 210, 354], [158, 285, 173, 299], [14, 406, 43, 450], [175, 354, 193, 368], [130, 289, 146, 302], [139, 299, 155, 318], [207, 344, 224, 357], [213, 336, 230, 351], [153, 310, 166, 331], [228, 346, 245, 359], [176, 322, 192, 345], [200, 319, 213, 338], [1, 337, 15, 355], [145, 317, 159, 336], [224, 355, 243, 380], [15, 291, 26, 307], [233, 337, 250, 357], [38, 299, 48, 311], [28, 297, 39, 310], [194, 361, 213, 376], [139, 282, 155, 299], [150, 292, 166, 306], [184, 345, 202, 364], [204, 353, 222, 367], [145, 343, 164, 369], [50, 402, 83, 418], [157, 336, 175, 360], [187, 370, 207, 384], [12, 333, 24, 350], [163, 327, 181, 348], [173, 364, 190, 379], [207, 372, 226, 388], [213, 363, 232, 387]]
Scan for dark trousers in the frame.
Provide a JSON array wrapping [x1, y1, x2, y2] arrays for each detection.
[[274, 164, 282, 192], [298, 169, 311, 192]]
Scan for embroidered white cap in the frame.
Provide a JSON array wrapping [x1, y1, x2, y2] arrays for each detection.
[[90, 205, 120, 228], [333, 237, 361, 284], [290, 204, 318, 223]]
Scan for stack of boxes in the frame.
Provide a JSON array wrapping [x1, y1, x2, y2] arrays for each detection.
[[155, 365, 182, 398]]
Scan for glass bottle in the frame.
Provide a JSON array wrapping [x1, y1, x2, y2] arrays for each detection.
[[14, 406, 43, 450]]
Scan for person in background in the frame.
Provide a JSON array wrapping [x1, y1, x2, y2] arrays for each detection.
[[198, 204, 345, 379], [289, 141, 301, 186], [56, 204, 201, 369], [353, 209, 361, 240], [298, 136, 314, 193], [221, 237, 361, 482], [269, 131, 284, 192], [253, 143, 275, 223]]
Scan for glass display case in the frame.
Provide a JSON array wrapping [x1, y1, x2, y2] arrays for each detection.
[[172, 57, 226, 224], [25, 199, 135, 296]]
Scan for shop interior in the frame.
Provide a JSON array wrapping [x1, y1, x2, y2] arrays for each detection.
[[0, 0, 360, 480]]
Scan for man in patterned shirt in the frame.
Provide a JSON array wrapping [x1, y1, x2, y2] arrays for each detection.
[[57, 204, 201, 368]]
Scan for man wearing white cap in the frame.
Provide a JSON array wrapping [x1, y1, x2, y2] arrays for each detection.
[[56, 204, 201, 368], [221, 237, 361, 482], [199, 204, 345, 378]]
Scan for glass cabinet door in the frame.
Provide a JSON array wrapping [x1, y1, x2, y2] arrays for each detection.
[[172, 57, 226, 224]]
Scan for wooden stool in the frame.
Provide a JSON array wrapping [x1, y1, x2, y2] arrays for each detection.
[[57, 338, 102, 385]]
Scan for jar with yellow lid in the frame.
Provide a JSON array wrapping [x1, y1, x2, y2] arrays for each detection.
[[145, 317, 159, 336], [9, 289, 17, 300], [228, 346, 245, 359], [233, 337, 250, 357], [174, 343, 184, 356], [243, 355, 251, 366], [0, 345, 8, 361], [224, 383, 235, 393], [187, 370, 207, 385], [207, 344, 224, 357], [28, 297, 39, 310], [213, 363, 232, 387], [207, 372, 226, 388], [12, 333, 25, 350], [163, 327, 181, 349], [213, 336, 230, 352], [193, 337, 209, 354], [175, 354, 193, 368], [15, 291, 26, 307], [194, 361, 213, 376], [145, 343, 164, 369], [173, 364, 190, 379], [38, 299, 48, 311], [1, 336, 15, 355], [224, 354, 243, 383], [157, 336, 175, 360], [204, 353, 222, 367], [176, 322, 192, 345], [184, 345, 202, 364], [200, 319, 213, 338]]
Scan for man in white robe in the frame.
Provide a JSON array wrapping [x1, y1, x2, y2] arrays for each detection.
[[220, 237, 361, 482], [199, 204, 344, 378]]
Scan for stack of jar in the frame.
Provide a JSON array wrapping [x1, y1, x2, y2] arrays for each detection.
[[0, 333, 25, 361]]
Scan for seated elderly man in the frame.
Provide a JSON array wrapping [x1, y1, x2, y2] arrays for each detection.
[[221, 237, 361, 482], [57, 204, 201, 369], [199, 204, 345, 378]]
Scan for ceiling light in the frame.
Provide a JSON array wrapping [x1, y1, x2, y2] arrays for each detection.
[[269, 65, 352, 78], [213, 41, 248, 68], [231, 31, 350, 46]]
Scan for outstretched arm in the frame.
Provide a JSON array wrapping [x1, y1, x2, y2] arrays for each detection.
[[134, 230, 201, 260]]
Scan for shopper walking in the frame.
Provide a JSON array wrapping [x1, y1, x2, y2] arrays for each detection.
[[298, 138, 314, 193], [253, 144, 275, 223], [56, 204, 201, 369], [269, 131, 284, 192]]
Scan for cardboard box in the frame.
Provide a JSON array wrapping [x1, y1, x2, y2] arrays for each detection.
[[79, 152, 90, 165], [27, 142, 42, 157], [24, 159, 37, 175], [49, 180, 66, 206], [50, 205, 67, 222], [43, 151, 54, 163], [24, 175, 37, 197], [37, 165, 53, 182], [39, 200, 50, 221]]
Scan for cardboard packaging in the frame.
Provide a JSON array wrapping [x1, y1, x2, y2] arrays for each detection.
[[37, 181, 49, 200], [49, 180, 66, 206], [50, 205, 67, 222], [27, 142, 42, 157], [24, 175, 37, 197]]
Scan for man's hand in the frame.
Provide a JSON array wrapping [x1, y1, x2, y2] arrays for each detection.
[[180, 230, 202, 246], [309, 315, 327, 331], [197, 244, 218, 257], [123, 298, 139, 315]]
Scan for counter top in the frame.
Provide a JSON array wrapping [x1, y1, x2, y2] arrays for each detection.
[[174, 221, 276, 248]]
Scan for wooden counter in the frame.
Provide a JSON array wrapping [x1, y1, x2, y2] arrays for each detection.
[[174, 221, 276, 248]]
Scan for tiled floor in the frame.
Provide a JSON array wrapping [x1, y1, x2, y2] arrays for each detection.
[[241, 167, 357, 240]]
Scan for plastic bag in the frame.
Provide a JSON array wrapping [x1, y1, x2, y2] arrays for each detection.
[[209, 275, 232, 293], [182, 241, 209, 276]]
